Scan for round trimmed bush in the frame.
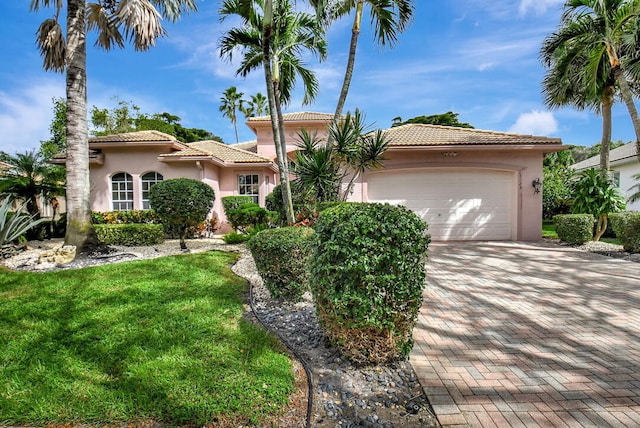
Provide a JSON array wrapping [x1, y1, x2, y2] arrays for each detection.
[[310, 202, 430, 364], [553, 214, 594, 244], [149, 178, 215, 249], [248, 226, 315, 300]]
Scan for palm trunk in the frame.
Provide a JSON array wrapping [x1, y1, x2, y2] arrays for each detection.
[[64, 0, 98, 253], [262, 1, 295, 225], [332, 1, 363, 124], [613, 66, 640, 162], [599, 84, 614, 175]]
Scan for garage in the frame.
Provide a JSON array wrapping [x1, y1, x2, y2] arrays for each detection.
[[366, 169, 516, 241]]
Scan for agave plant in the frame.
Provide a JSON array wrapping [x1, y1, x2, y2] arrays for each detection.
[[0, 196, 47, 245]]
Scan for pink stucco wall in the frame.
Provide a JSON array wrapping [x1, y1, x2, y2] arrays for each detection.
[[251, 121, 330, 160]]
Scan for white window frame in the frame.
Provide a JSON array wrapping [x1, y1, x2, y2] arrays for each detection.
[[238, 173, 260, 204], [112, 172, 134, 211], [611, 171, 621, 188], [141, 171, 164, 209]]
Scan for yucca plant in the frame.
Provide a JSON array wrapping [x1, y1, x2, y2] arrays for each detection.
[[0, 196, 47, 245]]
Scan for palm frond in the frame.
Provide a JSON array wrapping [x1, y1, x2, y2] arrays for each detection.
[[35, 18, 66, 72], [88, 2, 125, 50], [115, 0, 166, 51]]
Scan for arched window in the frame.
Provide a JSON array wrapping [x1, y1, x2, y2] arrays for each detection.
[[112, 172, 133, 211], [141, 171, 164, 209]]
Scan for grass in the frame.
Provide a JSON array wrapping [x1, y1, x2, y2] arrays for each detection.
[[0, 251, 294, 426]]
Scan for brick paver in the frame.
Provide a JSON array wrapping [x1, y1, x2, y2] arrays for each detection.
[[411, 242, 640, 427]]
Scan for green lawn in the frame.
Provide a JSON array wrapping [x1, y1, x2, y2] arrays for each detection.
[[0, 251, 294, 426]]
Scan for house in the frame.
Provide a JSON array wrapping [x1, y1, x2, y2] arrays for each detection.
[[571, 142, 640, 211], [59, 112, 564, 241]]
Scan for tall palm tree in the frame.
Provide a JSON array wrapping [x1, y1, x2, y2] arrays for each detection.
[[219, 0, 327, 224], [0, 150, 65, 218], [219, 86, 245, 144], [540, 34, 616, 173], [242, 92, 269, 117], [31, 0, 197, 253], [542, 0, 640, 163], [311, 0, 414, 123]]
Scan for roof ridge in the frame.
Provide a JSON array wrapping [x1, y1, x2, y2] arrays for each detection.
[[391, 123, 553, 138], [187, 140, 271, 162]]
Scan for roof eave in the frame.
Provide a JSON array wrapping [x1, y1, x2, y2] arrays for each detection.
[[387, 143, 566, 151]]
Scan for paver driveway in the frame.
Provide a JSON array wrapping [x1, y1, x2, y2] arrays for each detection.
[[410, 242, 640, 427]]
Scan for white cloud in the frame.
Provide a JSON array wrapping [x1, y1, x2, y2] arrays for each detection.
[[518, 0, 564, 16], [0, 78, 64, 155], [508, 110, 558, 135]]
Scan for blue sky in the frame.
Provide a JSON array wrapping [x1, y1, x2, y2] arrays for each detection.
[[1, 0, 638, 155]]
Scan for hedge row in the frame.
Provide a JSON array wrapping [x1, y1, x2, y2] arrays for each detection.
[[609, 212, 640, 253], [95, 224, 165, 246], [553, 214, 594, 244]]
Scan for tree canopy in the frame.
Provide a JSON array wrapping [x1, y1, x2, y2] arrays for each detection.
[[391, 112, 474, 128]]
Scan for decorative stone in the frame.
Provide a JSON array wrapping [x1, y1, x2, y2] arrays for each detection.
[[39, 245, 76, 265]]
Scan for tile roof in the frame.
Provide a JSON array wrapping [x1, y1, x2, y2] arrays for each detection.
[[572, 142, 639, 170], [247, 112, 334, 122], [230, 140, 258, 153], [381, 124, 563, 147], [89, 130, 178, 143], [161, 140, 271, 164]]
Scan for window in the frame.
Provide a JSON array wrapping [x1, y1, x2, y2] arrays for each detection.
[[141, 171, 164, 209], [611, 171, 621, 188], [112, 172, 133, 211], [238, 174, 259, 204]]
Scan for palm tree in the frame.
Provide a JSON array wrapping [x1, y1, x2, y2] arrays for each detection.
[[31, 0, 197, 253], [542, 0, 640, 163], [242, 92, 269, 117], [540, 33, 616, 173], [219, 86, 246, 144], [311, 0, 414, 123], [219, 0, 327, 224], [0, 150, 65, 218]]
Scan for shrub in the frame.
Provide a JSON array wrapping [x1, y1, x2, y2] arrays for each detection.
[[221, 196, 254, 217], [265, 183, 315, 225], [248, 227, 315, 300], [92, 210, 161, 225], [310, 203, 430, 364], [149, 178, 215, 250], [609, 212, 640, 253], [227, 203, 278, 232], [554, 214, 594, 244], [222, 231, 252, 244], [95, 224, 164, 246]]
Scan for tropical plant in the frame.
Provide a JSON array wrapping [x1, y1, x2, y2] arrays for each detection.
[[0, 196, 48, 246], [148, 178, 215, 250], [242, 92, 270, 117], [31, 0, 197, 254], [40, 97, 68, 160], [0, 150, 65, 218], [219, 0, 328, 225], [311, 0, 414, 122], [571, 168, 626, 240], [293, 109, 389, 202], [542, 150, 575, 219], [541, 0, 640, 168], [219, 86, 246, 144]]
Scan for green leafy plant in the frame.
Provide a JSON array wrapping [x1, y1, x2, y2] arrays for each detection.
[[0, 196, 47, 245], [221, 196, 254, 217], [310, 203, 430, 364], [571, 169, 625, 241], [609, 212, 640, 253], [248, 227, 315, 300], [553, 214, 594, 244], [95, 223, 164, 246], [226, 203, 278, 233], [149, 178, 215, 250]]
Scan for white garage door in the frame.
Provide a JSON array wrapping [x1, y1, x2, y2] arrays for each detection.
[[367, 169, 516, 241]]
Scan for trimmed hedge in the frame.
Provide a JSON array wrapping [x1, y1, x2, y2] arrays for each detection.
[[609, 212, 640, 253], [310, 203, 430, 364], [227, 203, 278, 232], [222, 196, 254, 216], [248, 227, 315, 300], [92, 210, 161, 225], [95, 223, 164, 246], [553, 214, 594, 244]]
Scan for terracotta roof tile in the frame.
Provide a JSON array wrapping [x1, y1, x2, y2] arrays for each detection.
[[89, 130, 178, 143], [162, 140, 271, 163], [381, 124, 562, 146], [230, 140, 258, 153], [572, 142, 638, 170], [247, 112, 334, 122]]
